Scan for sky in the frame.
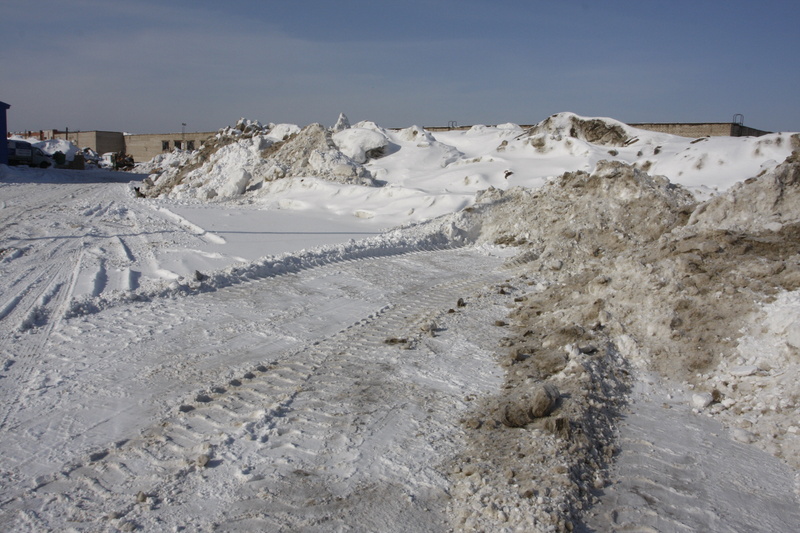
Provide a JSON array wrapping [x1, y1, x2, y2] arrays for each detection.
[[1, 0, 799, 134]]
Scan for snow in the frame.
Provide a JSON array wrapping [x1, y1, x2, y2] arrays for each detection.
[[332, 127, 388, 164], [1, 112, 799, 531], [31, 138, 81, 161]]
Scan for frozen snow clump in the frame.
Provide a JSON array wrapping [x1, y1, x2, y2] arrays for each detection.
[[332, 128, 389, 163], [332, 112, 351, 133]]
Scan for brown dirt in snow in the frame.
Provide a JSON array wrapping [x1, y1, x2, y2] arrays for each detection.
[[448, 152, 800, 531], [525, 114, 632, 146]]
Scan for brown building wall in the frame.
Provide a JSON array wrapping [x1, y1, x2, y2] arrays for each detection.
[[52, 130, 126, 154], [123, 132, 215, 163], [42, 130, 213, 163]]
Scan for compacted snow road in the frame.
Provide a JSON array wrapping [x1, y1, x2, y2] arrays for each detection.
[[0, 171, 516, 531], [1, 250, 512, 531]]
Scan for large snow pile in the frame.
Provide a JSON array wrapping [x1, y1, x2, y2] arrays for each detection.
[[8, 135, 81, 162], [135, 112, 795, 225], [434, 152, 800, 530], [138, 116, 374, 200], [33, 138, 81, 161]]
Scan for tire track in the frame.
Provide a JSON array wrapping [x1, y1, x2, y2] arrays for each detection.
[[0, 240, 70, 325], [583, 376, 800, 532], [0, 249, 509, 531], [0, 247, 82, 432]]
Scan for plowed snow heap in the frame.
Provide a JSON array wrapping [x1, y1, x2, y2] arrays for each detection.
[[139, 117, 382, 199], [443, 148, 800, 531]]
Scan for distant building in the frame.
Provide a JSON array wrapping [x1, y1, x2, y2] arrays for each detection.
[[627, 122, 770, 138], [122, 132, 215, 163], [7, 119, 772, 165], [7, 129, 215, 164], [427, 120, 771, 137], [52, 130, 126, 155]]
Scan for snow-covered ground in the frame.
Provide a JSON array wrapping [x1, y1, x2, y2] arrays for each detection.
[[1, 113, 799, 531]]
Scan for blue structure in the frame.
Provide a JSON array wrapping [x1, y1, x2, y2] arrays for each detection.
[[0, 101, 9, 165]]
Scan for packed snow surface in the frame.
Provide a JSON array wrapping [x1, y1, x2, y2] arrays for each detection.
[[1, 112, 799, 531]]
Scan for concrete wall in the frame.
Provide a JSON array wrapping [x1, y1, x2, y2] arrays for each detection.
[[730, 124, 770, 137], [426, 122, 770, 138], [53, 131, 126, 154], [124, 132, 214, 163], [95, 131, 127, 154], [629, 123, 769, 138]]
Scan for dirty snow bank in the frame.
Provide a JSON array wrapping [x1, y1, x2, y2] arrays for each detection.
[[670, 150, 800, 465], [437, 151, 800, 531], [442, 159, 696, 531]]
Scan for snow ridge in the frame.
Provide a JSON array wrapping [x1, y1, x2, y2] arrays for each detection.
[[64, 214, 472, 318]]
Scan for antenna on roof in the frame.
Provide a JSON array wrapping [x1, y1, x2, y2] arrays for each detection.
[[733, 114, 744, 126]]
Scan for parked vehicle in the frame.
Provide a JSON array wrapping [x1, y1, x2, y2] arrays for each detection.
[[7, 140, 51, 168]]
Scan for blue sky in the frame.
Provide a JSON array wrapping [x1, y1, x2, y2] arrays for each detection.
[[2, 0, 798, 134]]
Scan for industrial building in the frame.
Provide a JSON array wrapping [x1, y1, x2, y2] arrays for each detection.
[[7, 129, 216, 163]]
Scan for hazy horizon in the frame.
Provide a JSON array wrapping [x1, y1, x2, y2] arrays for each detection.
[[2, 0, 798, 133]]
